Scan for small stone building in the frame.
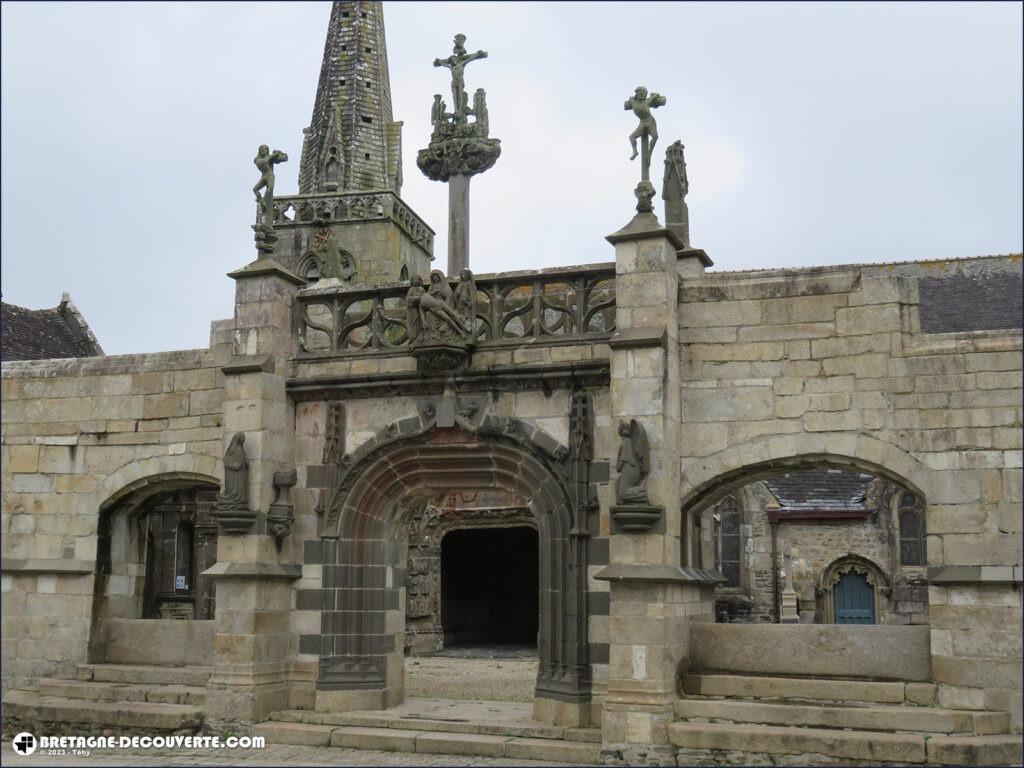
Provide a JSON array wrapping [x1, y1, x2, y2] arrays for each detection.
[[1, 3, 1021, 765]]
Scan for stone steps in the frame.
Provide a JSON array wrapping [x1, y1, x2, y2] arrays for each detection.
[[252, 720, 599, 764], [682, 672, 911, 704], [669, 721, 1023, 766], [267, 707, 600, 742], [675, 697, 1010, 735], [76, 663, 212, 688], [2, 689, 203, 735], [37, 678, 206, 706]]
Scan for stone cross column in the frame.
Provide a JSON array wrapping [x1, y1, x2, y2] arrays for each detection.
[[598, 211, 716, 765], [204, 257, 304, 732], [447, 173, 471, 274]]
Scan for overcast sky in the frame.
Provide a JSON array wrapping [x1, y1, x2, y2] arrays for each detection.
[[2, 1, 1021, 355]]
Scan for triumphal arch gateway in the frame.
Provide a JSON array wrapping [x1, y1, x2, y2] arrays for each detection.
[[2, 3, 1022, 765]]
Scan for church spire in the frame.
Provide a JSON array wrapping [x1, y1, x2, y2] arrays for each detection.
[[298, 1, 403, 195]]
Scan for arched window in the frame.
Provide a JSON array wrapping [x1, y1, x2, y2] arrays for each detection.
[[898, 492, 926, 566], [305, 263, 321, 285], [716, 495, 741, 587], [399, 264, 410, 282]]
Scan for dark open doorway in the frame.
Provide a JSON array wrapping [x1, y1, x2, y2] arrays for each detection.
[[440, 526, 539, 649]]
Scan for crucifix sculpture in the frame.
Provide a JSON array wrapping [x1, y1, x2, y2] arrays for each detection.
[[624, 86, 666, 213], [433, 34, 487, 125], [418, 34, 501, 275]]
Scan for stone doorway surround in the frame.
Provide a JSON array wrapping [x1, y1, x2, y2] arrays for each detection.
[[316, 408, 593, 726]]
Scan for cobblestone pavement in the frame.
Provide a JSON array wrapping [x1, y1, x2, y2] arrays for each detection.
[[2, 742, 572, 767]]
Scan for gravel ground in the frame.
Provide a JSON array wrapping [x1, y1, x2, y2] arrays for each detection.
[[2, 742, 572, 767], [405, 655, 538, 702]]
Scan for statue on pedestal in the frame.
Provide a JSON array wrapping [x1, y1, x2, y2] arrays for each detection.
[[610, 419, 663, 533], [214, 432, 256, 533], [404, 269, 476, 369], [615, 419, 651, 505]]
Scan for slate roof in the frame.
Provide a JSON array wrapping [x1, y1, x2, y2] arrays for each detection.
[[763, 468, 874, 512], [918, 272, 1023, 333], [1, 295, 104, 361]]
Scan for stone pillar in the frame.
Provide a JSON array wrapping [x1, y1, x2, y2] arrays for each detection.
[[204, 259, 304, 732], [447, 173, 470, 274], [598, 213, 715, 765]]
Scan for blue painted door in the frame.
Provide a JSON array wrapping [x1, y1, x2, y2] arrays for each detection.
[[833, 571, 875, 624]]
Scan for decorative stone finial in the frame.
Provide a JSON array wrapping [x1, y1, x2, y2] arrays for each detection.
[[662, 140, 690, 248], [624, 86, 666, 213]]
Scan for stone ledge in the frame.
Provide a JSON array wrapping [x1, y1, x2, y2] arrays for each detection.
[[287, 360, 611, 400], [1, 558, 93, 574], [201, 562, 302, 580], [606, 212, 683, 249], [222, 355, 276, 375], [609, 327, 667, 350], [228, 258, 304, 285], [593, 563, 724, 584], [929, 565, 1022, 584]]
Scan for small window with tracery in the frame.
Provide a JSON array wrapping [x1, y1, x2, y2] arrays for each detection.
[[898, 492, 926, 566]]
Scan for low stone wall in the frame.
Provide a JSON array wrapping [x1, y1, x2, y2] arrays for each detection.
[[689, 623, 931, 681], [98, 619, 215, 667]]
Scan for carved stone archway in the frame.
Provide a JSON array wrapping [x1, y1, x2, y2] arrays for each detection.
[[317, 408, 593, 724], [818, 554, 890, 624]]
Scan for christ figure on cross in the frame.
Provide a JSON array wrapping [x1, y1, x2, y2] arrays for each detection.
[[625, 86, 666, 181], [433, 33, 488, 124]]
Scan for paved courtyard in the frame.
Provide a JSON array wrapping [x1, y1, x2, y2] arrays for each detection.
[[2, 741, 573, 767]]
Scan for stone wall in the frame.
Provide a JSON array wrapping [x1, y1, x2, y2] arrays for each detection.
[[676, 258, 1022, 729], [1, 327, 230, 691]]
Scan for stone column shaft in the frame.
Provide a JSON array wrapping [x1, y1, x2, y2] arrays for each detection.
[[447, 173, 470, 274]]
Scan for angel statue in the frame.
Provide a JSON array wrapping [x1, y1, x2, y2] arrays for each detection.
[[615, 419, 651, 505]]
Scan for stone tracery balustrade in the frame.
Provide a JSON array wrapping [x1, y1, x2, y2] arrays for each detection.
[[264, 190, 434, 253], [294, 264, 616, 356]]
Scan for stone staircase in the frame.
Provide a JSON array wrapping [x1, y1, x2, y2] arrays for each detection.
[[2, 663, 210, 736], [253, 697, 600, 764], [670, 672, 1022, 766]]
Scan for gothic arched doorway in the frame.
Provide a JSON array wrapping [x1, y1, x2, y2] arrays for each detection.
[[318, 413, 591, 725]]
